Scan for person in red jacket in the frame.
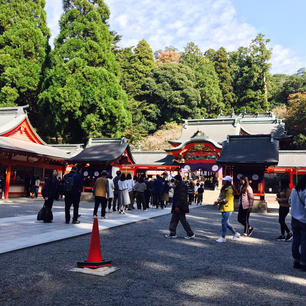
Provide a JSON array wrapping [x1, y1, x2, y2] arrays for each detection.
[[164, 174, 195, 239]]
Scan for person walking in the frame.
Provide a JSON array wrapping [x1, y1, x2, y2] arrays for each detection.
[[93, 171, 108, 219], [276, 179, 292, 241], [237, 176, 254, 237], [164, 174, 195, 239], [289, 175, 306, 271], [41, 170, 59, 223], [107, 175, 114, 213], [63, 166, 83, 224], [214, 176, 240, 243]]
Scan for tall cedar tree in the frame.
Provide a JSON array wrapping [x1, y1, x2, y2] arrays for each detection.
[[116, 39, 155, 144], [181, 42, 223, 117], [0, 0, 50, 109], [229, 34, 271, 113], [213, 47, 236, 111], [39, 0, 131, 143], [140, 63, 201, 129]]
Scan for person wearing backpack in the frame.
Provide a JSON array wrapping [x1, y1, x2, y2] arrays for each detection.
[[63, 166, 83, 224]]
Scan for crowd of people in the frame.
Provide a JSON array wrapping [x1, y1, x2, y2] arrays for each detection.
[[39, 167, 306, 272]]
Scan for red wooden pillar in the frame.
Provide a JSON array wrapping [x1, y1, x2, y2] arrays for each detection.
[[4, 164, 11, 199], [289, 170, 294, 189]]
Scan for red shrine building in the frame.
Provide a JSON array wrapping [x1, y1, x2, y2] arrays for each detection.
[[0, 106, 80, 198], [0, 106, 304, 199]]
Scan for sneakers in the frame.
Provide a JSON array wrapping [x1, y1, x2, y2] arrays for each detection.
[[234, 232, 241, 238], [276, 235, 286, 241], [248, 227, 254, 237], [72, 220, 80, 224], [101, 216, 106, 219], [164, 234, 177, 239], [216, 237, 226, 243], [184, 234, 196, 240], [285, 232, 293, 242]]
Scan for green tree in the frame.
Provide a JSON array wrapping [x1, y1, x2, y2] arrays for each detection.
[[229, 34, 271, 113], [181, 42, 223, 117], [213, 47, 236, 109], [117, 39, 154, 98], [116, 40, 155, 145], [285, 92, 306, 149], [140, 63, 201, 129], [39, 0, 131, 143], [0, 0, 50, 108]]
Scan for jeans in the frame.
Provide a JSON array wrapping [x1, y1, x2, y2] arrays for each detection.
[[221, 212, 236, 238], [279, 206, 290, 235], [291, 217, 306, 266], [169, 212, 194, 237], [94, 196, 107, 217], [65, 193, 80, 223]]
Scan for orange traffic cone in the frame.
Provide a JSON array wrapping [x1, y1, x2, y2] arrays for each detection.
[[77, 216, 111, 269]]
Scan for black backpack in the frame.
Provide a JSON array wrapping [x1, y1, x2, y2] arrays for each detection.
[[64, 174, 75, 193]]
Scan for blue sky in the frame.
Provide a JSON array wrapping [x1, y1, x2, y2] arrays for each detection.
[[45, 0, 306, 75]]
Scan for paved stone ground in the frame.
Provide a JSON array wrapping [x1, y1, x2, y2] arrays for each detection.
[[0, 202, 305, 306]]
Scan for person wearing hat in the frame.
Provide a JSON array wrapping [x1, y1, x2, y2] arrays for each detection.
[[93, 171, 108, 219], [164, 174, 195, 239], [214, 175, 240, 243]]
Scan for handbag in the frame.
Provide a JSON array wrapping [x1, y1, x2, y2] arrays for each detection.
[[37, 206, 46, 220]]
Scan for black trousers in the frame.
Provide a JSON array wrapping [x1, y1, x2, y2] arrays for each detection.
[[136, 192, 146, 210], [169, 212, 194, 237], [94, 196, 107, 217], [238, 205, 251, 234], [65, 193, 80, 223], [44, 198, 54, 210], [188, 193, 194, 204], [279, 206, 290, 235], [113, 191, 118, 211], [107, 198, 113, 210]]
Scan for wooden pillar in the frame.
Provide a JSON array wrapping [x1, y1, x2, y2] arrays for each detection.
[[289, 170, 294, 189], [4, 164, 11, 199]]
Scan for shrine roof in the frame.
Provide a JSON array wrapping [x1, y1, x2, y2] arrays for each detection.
[[49, 144, 84, 157], [277, 150, 306, 168], [166, 136, 222, 152], [68, 138, 134, 163], [169, 112, 285, 146], [217, 134, 279, 165], [132, 151, 174, 165], [0, 136, 70, 159], [0, 105, 46, 144]]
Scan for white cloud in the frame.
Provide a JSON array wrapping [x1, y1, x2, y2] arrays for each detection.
[[44, 0, 305, 74], [270, 45, 305, 75]]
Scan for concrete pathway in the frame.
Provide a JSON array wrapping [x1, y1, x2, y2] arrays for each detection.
[[0, 203, 202, 254]]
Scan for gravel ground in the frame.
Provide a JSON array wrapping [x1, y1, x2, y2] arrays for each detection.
[[0, 205, 305, 306]]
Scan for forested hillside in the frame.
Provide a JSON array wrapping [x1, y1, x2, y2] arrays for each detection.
[[0, 0, 305, 148]]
